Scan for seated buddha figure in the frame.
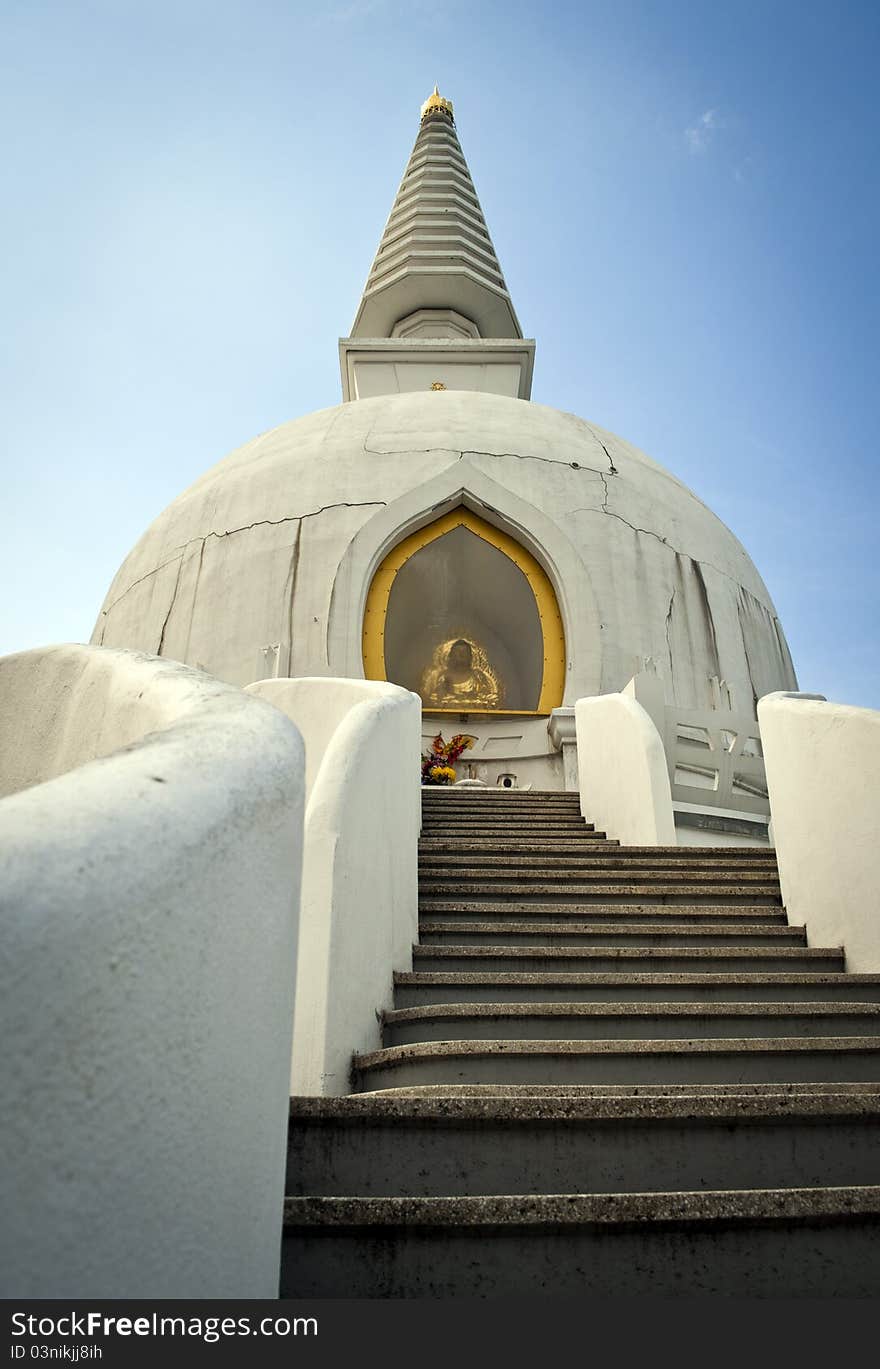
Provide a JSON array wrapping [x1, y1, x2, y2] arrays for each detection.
[[420, 637, 503, 710]]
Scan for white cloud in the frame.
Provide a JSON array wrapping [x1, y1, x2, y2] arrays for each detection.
[[685, 108, 720, 154]]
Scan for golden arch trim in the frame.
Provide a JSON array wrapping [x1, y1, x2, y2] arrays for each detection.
[[362, 507, 566, 714]]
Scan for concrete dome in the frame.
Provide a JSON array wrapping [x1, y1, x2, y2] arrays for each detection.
[[93, 391, 797, 713]]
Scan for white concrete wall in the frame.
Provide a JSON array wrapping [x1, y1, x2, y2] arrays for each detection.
[[575, 692, 676, 846], [759, 691, 880, 972], [246, 678, 421, 1095], [0, 645, 305, 1298], [0, 638, 238, 797]]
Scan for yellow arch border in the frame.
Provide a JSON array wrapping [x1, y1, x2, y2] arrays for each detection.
[[362, 507, 566, 714]]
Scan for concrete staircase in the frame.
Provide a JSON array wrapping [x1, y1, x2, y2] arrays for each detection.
[[282, 789, 880, 1296]]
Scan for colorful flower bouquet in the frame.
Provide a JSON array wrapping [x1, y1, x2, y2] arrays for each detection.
[[421, 732, 475, 785]]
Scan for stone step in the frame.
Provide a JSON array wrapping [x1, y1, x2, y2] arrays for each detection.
[[423, 813, 594, 821], [422, 826, 604, 838], [418, 881, 783, 904], [424, 799, 588, 804], [393, 972, 880, 1007], [423, 808, 596, 817], [417, 921, 805, 948], [382, 1002, 880, 1046], [422, 818, 591, 826], [418, 843, 775, 863], [424, 845, 628, 857], [411, 946, 837, 973], [422, 804, 587, 815], [423, 813, 595, 823], [422, 790, 584, 797], [419, 901, 788, 924], [421, 836, 770, 850], [422, 808, 589, 815], [287, 1092, 880, 1197], [419, 851, 778, 868], [281, 1186, 880, 1297], [422, 808, 599, 817], [419, 866, 781, 885], [353, 1037, 880, 1091], [362, 1082, 880, 1098], [421, 835, 609, 846], [421, 794, 585, 799], [422, 817, 594, 827]]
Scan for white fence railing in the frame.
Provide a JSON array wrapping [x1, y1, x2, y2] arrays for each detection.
[[665, 708, 769, 816], [0, 645, 305, 1299], [246, 677, 421, 1096], [760, 691, 879, 972], [623, 674, 769, 818]]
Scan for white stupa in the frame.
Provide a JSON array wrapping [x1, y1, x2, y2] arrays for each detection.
[[7, 90, 879, 1304], [92, 88, 797, 790]]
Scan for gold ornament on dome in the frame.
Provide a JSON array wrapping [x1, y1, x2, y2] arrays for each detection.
[[430, 381, 447, 391], [420, 637, 503, 710], [420, 85, 454, 123]]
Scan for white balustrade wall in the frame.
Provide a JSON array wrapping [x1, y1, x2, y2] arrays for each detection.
[[246, 677, 421, 1096], [575, 692, 676, 846], [759, 691, 880, 972], [622, 673, 770, 822], [0, 645, 305, 1298]]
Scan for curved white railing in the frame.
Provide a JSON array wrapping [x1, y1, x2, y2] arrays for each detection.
[[0, 646, 305, 1298], [246, 678, 421, 1096], [575, 692, 676, 845], [759, 691, 880, 972]]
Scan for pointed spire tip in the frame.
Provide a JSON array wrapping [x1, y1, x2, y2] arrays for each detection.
[[420, 85, 454, 124]]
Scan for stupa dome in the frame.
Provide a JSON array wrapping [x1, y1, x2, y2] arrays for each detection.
[[92, 388, 796, 714], [94, 87, 797, 761]]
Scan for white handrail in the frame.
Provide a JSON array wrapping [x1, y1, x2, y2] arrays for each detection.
[[759, 691, 880, 972], [247, 678, 421, 1095], [0, 646, 305, 1298]]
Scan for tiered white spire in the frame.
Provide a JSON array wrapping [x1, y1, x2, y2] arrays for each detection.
[[350, 87, 522, 340]]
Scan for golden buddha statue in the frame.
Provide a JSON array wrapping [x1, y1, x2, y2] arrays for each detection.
[[420, 637, 503, 710]]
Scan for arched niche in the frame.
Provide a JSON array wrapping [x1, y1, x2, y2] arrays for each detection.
[[362, 508, 566, 715]]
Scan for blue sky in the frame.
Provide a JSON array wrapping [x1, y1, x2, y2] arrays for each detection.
[[2, 0, 878, 706]]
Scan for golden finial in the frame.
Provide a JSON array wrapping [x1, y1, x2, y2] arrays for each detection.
[[420, 85, 454, 123]]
